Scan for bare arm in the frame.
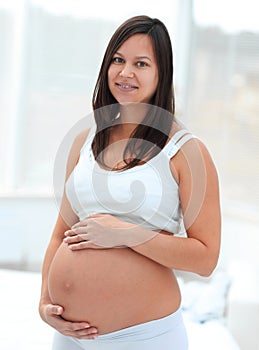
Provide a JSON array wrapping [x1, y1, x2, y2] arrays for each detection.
[[39, 128, 99, 338], [39, 194, 78, 307], [130, 138, 221, 276], [40, 129, 89, 306]]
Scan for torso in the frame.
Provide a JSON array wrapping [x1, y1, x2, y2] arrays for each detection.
[[48, 123, 187, 335], [48, 242, 181, 334]]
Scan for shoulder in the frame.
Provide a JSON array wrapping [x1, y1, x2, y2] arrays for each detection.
[[65, 128, 92, 179], [168, 121, 214, 163], [73, 128, 91, 149], [170, 132, 219, 184], [69, 128, 92, 160]]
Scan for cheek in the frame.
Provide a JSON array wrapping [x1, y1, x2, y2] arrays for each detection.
[[149, 72, 159, 94], [107, 68, 114, 91], [108, 66, 117, 80], [107, 68, 112, 82], [108, 66, 119, 87], [154, 69, 159, 86]]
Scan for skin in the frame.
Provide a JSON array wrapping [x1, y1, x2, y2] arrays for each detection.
[[108, 34, 159, 106], [39, 131, 99, 339], [65, 134, 221, 277], [39, 32, 221, 339]]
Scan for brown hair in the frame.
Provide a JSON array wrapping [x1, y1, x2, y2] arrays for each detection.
[[92, 15, 175, 170]]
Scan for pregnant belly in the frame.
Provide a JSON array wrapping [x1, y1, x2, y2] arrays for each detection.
[[48, 242, 180, 334]]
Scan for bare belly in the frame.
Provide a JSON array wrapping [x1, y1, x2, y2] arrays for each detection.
[[48, 242, 181, 334]]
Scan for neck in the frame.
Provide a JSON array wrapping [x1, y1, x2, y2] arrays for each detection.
[[114, 123, 137, 138], [119, 103, 148, 124]]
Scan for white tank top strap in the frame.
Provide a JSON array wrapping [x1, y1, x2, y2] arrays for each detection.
[[80, 125, 96, 155], [165, 129, 194, 158]]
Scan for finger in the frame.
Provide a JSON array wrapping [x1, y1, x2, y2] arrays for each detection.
[[64, 234, 87, 244], [65, 227, 88, 236], [62, 323, 98, 338], [75, 327, 98, 338], [68, 241, 98, 250], [71, 222, 81, 229], [65, 331, 98, 340], [68, 322, 91, 331], [75, 326, 98, 334], [64, 229, 78, 237], [72, 227, 89, 235], [46, 304, 63, 316], [71, 219, 88, 229]]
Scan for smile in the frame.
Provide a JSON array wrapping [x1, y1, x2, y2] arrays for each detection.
[[116, 83, 138, 91]]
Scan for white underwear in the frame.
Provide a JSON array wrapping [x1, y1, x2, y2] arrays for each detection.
[[52, 308, 188, 350]]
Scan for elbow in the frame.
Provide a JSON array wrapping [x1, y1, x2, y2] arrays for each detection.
[[197, 239, 220, 277], [198, 265, 216, 277], [197, 255, 219, 277]]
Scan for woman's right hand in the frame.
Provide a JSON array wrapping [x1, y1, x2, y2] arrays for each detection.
[[39, 303, 99, 339]]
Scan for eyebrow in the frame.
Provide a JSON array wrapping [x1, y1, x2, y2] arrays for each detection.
[[115, 51, 152, 62]]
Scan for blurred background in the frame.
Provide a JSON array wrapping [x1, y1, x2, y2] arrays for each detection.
[[0, 0, 258, 282], [1, 1, 259, 349]]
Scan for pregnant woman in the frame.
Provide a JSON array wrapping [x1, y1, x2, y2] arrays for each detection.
[[39, 15, 221, 350]]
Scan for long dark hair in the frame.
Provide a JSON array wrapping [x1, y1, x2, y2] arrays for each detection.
[[92, 15, 175, 170]]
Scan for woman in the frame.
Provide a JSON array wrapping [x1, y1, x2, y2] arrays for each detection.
[[39, 15, 221, 349]]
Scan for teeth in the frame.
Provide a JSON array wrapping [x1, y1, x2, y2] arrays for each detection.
[[121, 84, 132, 88]]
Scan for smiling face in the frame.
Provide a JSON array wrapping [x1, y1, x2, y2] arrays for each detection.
[[108, 34, 159, 105]]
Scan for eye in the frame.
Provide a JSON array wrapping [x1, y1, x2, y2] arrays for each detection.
[[112, 57, 124, 64], [136, 61, 148, 68]]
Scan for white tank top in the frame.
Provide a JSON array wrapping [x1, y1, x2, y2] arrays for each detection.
[[66, 127, 195, 235]]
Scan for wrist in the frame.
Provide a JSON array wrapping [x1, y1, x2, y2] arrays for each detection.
[[121, 223, 158, 247], [39, 295, 51, 316], [39, 293, 51, 305]]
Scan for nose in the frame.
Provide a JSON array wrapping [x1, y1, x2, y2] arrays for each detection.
[[119, 64, 134, 78]]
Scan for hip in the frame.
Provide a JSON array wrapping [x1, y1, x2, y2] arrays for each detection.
[[52, 308, 188, 350]]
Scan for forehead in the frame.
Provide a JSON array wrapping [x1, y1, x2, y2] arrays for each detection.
[[117, 34, 155, 57]]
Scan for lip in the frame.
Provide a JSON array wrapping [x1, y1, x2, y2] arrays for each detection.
[[115, 82, 138, 92]]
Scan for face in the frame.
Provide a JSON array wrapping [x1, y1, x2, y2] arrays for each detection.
[[108, 34, 159, 105]]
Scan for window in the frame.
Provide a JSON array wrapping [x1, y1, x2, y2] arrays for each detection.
[[186, 0, 259, 264], [0, 0, 179, 195], [187, 0, 259, 209]]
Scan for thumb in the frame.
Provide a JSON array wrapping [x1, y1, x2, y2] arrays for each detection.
[[51, 305, 63, 315]]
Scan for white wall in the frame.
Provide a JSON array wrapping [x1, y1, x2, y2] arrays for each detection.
[[0, 197, 57, 271]]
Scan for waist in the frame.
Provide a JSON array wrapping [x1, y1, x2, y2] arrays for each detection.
[[98, 308, 184, 342], [71, 308, 185, 345]]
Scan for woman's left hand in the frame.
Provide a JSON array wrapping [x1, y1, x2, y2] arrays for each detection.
[[63, 214, 133, 250]]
